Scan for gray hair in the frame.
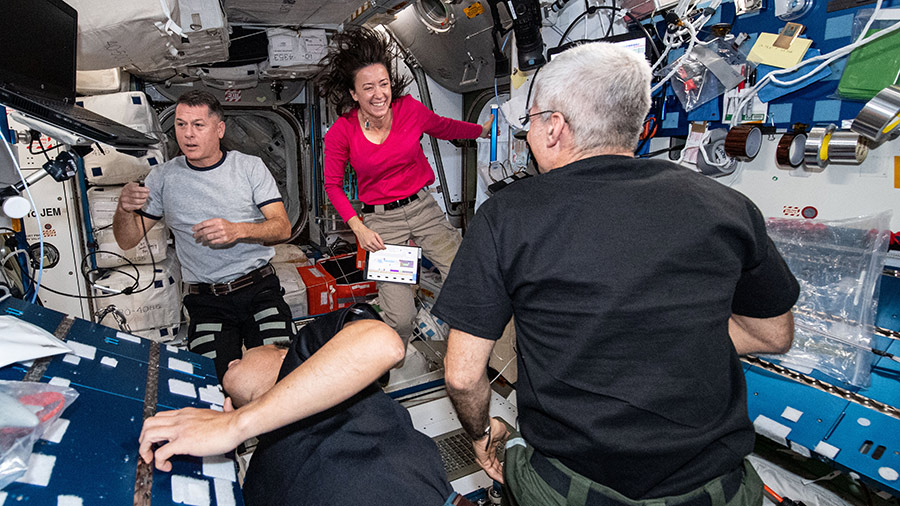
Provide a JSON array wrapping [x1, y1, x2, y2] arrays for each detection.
[[531, 42, 652, 153]]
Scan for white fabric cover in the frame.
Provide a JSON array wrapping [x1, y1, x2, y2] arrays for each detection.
[[173, 0, 230, 67], [75, 68, 129, 95], [72, 0, 228, 73], [222, 0, 318, 25], [94, 225, 168, 268], [77, 91, 163, 134], [93, 251, 182, 341], [271, 244, 309, 264], [82, 148, 165, 185], [78, 92, 167, 184], [197, 64, 260, 90], [86, 186, 122, 228], [259, 29, 327, 79], [273, 262, 308, 318], [72, 0, 183, 71]]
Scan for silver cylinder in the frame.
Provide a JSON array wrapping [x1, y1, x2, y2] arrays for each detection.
[[828, 131, 869, 165], [851, 85, 900, 143], [804, 124, 836, 169]]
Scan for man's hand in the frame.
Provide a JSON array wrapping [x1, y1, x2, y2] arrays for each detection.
[[118, 182, 150, 213], [472, 417, 508, 483], [138, 401, 245, 472], [193, 218, 243, 246]]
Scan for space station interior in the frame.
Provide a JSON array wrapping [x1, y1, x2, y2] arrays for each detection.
[[1, 0, 900, 503]]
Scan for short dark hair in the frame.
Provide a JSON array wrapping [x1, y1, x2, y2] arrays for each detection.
[[175, 90, 225, 121], [314, 26, 412, 114]]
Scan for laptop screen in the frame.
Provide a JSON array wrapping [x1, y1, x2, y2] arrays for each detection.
[[0, 0, 77, 102]]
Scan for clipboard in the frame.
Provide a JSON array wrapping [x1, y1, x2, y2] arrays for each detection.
[[363, 244, 422, 284]]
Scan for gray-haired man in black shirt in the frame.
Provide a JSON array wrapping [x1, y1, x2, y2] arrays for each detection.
[[433, 41, 799, 506]]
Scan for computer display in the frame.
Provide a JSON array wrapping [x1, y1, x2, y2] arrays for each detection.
[[364, 244, 422, 285], [548, 30, 655, 63], [0, 0, 78, 103]]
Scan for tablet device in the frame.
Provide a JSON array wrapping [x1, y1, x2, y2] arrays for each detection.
[[364, 244, 422, 284]]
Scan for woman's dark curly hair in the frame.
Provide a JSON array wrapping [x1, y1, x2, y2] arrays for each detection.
[[314, 26, 412, 114]]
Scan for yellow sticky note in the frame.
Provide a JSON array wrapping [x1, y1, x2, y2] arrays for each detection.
[[746, 33, 813, 69]]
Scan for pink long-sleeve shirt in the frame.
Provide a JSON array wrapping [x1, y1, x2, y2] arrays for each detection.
[[324, 94, 483, 223]]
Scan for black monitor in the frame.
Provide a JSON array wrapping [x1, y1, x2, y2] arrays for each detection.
[[0, 0, 78, 103], [0, 0, 157, 150], [547, 30, 655, 64]]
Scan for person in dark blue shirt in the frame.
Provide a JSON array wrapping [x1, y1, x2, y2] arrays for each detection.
[[140, 304, 472, 506]]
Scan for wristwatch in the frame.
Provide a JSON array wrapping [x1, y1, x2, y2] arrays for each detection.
[[480, 424, 492, 451]]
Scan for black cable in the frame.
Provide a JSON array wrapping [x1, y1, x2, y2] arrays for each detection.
[[524, 66, 542, 120], [128, 215, 158, 295], [37, 283, 100, 300], [556, 5, 622, 48], [638, 144, 683, 158], [33, 136, 54, 163], [3, 226, 151, 301], [624, 11, 662, 62], [78, 249, 142, 297], [606, 0, 617, 38]]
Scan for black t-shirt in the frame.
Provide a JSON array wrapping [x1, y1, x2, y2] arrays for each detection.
[[241, 304, 454, 505], [433, 156, 799, 499]]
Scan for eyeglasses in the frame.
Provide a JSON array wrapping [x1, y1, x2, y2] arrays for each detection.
[[518, 110, 556, 127]]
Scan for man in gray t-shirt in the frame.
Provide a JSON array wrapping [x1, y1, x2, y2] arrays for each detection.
[[113, 90, 295, 380]]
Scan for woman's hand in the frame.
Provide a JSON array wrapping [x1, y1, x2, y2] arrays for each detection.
[[348, 217, 386, 251], [480, 115, 494, 138]]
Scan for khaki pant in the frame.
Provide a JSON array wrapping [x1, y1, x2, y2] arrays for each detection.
[[362, 191, 461, 346]]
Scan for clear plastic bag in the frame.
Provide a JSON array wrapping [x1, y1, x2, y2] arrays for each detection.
[[658, 36, 751, 112], [0, 380, 79, 490], [765, 212, 892, 387]]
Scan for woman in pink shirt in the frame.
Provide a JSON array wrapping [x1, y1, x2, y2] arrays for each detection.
[[317, 27, 491, 351]]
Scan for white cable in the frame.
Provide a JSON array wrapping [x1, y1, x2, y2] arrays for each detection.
[[651, 21, 698, 94], [1, 137, 42, 303], [699, 136, 731, 167], [768, 19, 900, 87], [1, 249, 29, 266], [650, 44, 672, 72], [489, 353, 517, 385], [731, 1, 900, 126], [857, 0, 885, 45]]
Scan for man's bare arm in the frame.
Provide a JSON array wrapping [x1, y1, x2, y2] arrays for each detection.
[[444, 328, 507, 482], [112, 182, 159, 250], [138, 318, 404, 471], [730, 310, 795, 355], [191, 201, 291, 246]]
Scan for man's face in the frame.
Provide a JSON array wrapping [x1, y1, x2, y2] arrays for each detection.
[[174, 103, 225, 167], [222, 345, 285, 408]]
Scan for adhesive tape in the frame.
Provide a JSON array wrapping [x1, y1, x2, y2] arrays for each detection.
[[851, 84, 900, 143], [724, 125, 762, 161], [775, 132, 807, 168]]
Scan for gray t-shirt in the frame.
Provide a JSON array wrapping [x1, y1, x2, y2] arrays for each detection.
[[140, 151, 283, 284]]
